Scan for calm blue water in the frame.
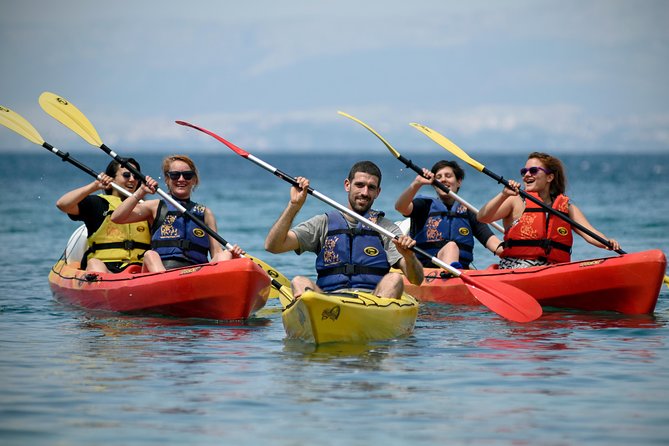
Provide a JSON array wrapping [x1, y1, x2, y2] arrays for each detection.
[[0, 151, 668, 445]]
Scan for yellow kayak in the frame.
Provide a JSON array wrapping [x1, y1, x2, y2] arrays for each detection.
[[278, 287, 419, 344]]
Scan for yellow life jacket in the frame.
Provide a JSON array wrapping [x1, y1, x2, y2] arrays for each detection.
[[82, 194, 151, 267]]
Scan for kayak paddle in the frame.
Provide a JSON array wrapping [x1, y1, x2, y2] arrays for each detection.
[[37, 92, 291, 296], [337, 111, 504, 233], [175, 120, 543, 323], [410, 122, 669, 289], [0, 104, 131, 197]]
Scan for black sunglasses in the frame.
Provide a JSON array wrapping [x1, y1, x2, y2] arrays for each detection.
[[166, 170, 196, 181], [121, 172, 142, 180], [520, 166, 552, 176]]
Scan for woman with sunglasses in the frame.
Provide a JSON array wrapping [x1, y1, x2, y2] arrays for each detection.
[[56, 158, 151, 273], [477, 152, 620, 269], [111, 154, 241, 272]]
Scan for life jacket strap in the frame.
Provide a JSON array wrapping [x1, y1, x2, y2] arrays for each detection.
[[81, 240, 151, 269], [326, 228, 379, 237], [317, 264, 388, 278], [150, 239, 209, 255], [503, 239, 572, 254]]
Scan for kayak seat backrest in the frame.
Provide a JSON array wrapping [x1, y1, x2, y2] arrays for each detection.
[[124, 264, 142, 275], [66, 224, 88, 265]]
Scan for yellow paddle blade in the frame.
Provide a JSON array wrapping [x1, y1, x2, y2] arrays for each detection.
[[276, 285, 294, 309], [38, 92, 103, 147], [0, 105, 45, 145], [337, 111, 402, 158], [244, 253, 292, 299], [410, 123, 486, 172]]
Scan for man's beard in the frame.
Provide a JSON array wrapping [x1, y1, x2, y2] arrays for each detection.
[[350, 196, 372, 214]]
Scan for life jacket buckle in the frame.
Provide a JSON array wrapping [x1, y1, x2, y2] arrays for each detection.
[[540, 239, 553, 254], [178, 240, 192, 249]]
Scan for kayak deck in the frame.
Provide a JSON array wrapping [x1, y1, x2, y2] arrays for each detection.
[[280, 288, 419, 344]]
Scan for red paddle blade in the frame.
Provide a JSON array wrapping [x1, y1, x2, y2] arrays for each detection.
[[175, 120, 250, 157], [460, 274, 542, 322]]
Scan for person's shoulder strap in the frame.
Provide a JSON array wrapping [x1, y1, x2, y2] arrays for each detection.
[[151, 200, 168, 234]]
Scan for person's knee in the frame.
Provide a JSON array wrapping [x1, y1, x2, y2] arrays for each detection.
[[85, 258, 109, 273], [291, 276, 317, 298], [385, 272, 404, 287], [375, 272, 404, 298], [142, 250, 165, 272], [440, 241, 458, 253], [291, 275, 311, 286], [437, 241, 460, 261], [143, 250, 158, 261]]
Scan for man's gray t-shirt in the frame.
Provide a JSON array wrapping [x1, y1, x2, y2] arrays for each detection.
[[291, 211, 404, 267]]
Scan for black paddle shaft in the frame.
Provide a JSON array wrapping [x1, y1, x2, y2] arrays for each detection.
[[483, 166, 626, 254], [43, 142, 104, 180], [396, 153, 452, 195]]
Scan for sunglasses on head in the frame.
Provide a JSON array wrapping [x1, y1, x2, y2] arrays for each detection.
[[166, 170, 196, 180], [520, 166, 552, 176], [121, 172, 141, 180]]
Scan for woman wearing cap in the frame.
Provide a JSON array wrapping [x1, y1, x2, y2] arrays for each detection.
[[477, 152, 620, 269], [56, 158, 151, 273], [111, 154, 241, 272]]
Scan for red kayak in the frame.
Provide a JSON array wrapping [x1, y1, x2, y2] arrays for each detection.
[[405, 249, 666, 315], [49, 257, 271, 320]]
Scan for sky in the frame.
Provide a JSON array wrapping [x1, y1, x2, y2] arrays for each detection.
[[1, 0, 668, 154]]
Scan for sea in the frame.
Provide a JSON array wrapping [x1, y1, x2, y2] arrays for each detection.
[[0, 150, 668, 446]]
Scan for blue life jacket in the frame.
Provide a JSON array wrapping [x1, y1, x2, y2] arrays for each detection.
[[315, 210, 391, 292], [411, 196, 474, 267], [150, 199, 210, 265]]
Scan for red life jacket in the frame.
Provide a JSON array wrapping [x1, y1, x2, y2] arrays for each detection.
[[501, 192, 573, 264]]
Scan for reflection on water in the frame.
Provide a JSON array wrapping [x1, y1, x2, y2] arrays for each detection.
[[275, 339, 409, 410], [494, 310, 663, 351], [282, 338, 394, 363], [74, 312, 271, 346], [56, 311, 277, 394], [460, 309, 667, 384], [414, 302, 667, 375]]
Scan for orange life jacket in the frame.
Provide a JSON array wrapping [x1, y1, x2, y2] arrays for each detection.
[[501, 192, 572, 264]]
